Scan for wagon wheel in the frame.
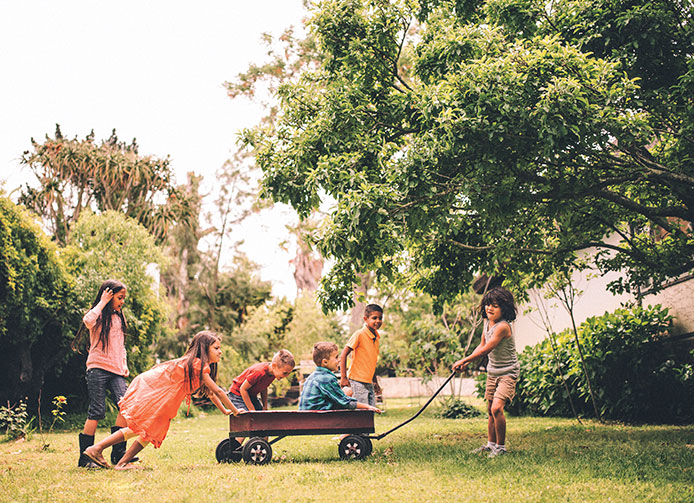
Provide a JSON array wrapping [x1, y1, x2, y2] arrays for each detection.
[[338, 435, 369, 460], [363, 436, 373, 457], [242, 437, 272, 465], [215, 438, 242, 463]]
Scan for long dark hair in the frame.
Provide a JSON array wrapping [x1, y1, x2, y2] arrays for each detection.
[[183, 331, 220, 396], [71, 280, 127, 353], [479, 287, 517, 322]]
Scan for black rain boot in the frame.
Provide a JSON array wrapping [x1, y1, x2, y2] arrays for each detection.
[[110, 426, 139, 464], [78, 433, 100, 468]]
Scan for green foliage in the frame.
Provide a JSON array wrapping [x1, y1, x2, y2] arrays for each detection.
[[231, 299, 294, 362], [492, 304, 694, 422], [284, 291, 343, 359], [188, 255, 273, 336], [435, 396, 483, 419], [19, 125, 195, 245], [231, 291, 343, 365], [56, 210, 169, 406], [0, 197, 79, 407], [378, 290, 481, 376], [0, 400, 33, 440], [244, 0, 694, 310], [37, 395, 67, 450]]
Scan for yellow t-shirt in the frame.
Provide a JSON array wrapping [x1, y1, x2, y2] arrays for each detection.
[[346, 326, 379, 384]]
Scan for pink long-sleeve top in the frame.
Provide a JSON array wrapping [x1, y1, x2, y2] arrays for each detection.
[[83, 307, 129, 377]]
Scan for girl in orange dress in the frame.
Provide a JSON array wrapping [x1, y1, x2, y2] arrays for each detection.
[[83, 331, 241, 470]]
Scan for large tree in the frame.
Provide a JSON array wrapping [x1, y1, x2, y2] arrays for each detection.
[[243, 0, 694, 310], [19, 125, 195, 245]]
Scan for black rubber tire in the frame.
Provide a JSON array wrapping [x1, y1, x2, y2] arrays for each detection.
[[215, 438, 242, 463], [338, 435, 369, 460], [363, 436, 373, 457], [242, 437, 272, 465]]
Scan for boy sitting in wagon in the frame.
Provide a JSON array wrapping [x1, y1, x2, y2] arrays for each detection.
[[299, 342, 381, 413]]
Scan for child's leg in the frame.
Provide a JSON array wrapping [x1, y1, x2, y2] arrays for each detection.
[[484, 376, 499, 444], [114, 436, 148, 470], [79, 368, 108, 467], [486, 399, 497, 444], [490, 398, 506, 446], [229, 392, 252, 445], [108, 375, 132, 464], [83, 428, 129, 467], [83, 368, 109, 434], [82, 418, 98, 435], [490, 375, 516, 451]]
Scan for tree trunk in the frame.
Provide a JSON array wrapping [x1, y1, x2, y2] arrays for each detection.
[[349, 272, 372, 333]]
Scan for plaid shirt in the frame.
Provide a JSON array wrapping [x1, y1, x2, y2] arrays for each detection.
[[299, 366, 357, 410]]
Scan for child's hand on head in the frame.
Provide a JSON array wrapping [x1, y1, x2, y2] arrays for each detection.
[[100, 287, 114, 305]]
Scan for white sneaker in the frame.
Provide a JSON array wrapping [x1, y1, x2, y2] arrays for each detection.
[[471, 444, 493, 454], [488, 447, 507, 458]]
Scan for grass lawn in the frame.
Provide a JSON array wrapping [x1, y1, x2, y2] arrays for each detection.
[[1, 398, 693, 503]]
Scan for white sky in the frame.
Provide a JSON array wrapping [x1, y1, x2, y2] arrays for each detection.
[[0, 0, 307, 299]]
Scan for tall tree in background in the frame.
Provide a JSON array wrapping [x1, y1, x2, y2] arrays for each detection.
[[155, 155, 273, 359], [242, 0, 694, 310], [19, 125, 195, 245], [226, 21, 334, 298]]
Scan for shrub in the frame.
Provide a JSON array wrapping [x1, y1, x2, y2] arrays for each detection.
[[489, 304, 694, 423], [435, 397, 482, 419], [0, 400, 33, 440]]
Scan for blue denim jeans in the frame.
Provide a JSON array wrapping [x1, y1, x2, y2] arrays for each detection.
[[86, 368, 127, 420], [227, 391, 263, 411]]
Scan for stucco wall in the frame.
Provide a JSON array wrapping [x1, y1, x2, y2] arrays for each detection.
[[513, 271, 694, 351]]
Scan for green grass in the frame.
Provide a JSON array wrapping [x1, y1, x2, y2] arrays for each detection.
[[2, 399, 693, 503]]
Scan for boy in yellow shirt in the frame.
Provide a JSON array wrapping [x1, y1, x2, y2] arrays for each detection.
[[339, 304, 383, 406]]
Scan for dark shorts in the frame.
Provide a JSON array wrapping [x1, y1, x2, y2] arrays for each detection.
[[227, 391, 263, 411], [86, 368, 128, 420]]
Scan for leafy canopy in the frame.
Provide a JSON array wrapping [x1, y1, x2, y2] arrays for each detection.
[[243, 0, 694, 310]]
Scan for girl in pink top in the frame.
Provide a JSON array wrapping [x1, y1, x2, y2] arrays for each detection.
[[83, 331, 241, 470], [71, 279, 131, 468]]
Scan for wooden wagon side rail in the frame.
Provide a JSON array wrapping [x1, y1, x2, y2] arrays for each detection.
[[229, 409, 375, 437]]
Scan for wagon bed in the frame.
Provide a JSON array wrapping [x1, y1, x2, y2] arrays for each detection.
[[229, 409, 375, 437]]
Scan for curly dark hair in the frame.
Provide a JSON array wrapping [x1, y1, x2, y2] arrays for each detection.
[[479, 287, 517, 322]]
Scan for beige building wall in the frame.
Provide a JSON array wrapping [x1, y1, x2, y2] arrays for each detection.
[[512, 240, 694, 351]]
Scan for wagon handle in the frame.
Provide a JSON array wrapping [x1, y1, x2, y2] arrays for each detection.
[[372, 371, 457, 440]]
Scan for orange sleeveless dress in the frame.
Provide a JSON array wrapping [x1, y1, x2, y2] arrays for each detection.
[[118, 357, 209, 448]]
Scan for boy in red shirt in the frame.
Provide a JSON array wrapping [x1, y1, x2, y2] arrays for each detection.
[[227, 349, 295, 411]]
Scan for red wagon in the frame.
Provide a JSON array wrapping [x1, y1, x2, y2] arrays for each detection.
[[215, 372, 457, 465]]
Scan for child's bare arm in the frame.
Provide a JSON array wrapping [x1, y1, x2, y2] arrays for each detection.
[[356, 402, 381, 413], [453, 325, 510, 371], [239, 381, 256, 410], [260, 388, 268, 410], [339, 346, 352, 387], [202, 374, 240, 416]]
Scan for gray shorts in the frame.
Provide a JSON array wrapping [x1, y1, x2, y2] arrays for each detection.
[[349, 380, 375, 406], [86, 368, 128, 420], [227, 391, 262, 411]]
